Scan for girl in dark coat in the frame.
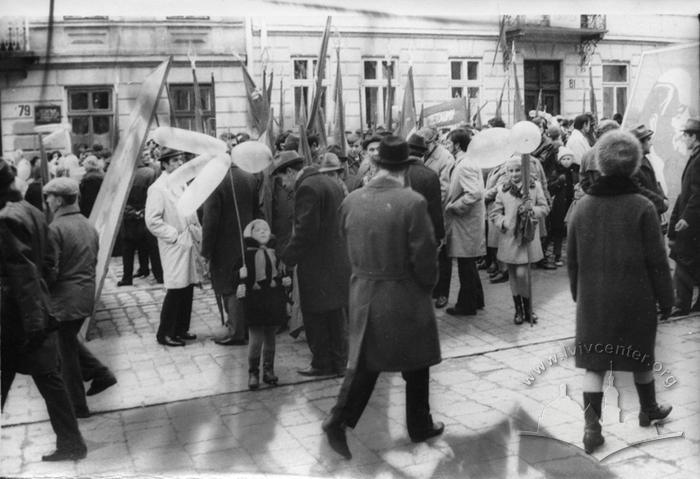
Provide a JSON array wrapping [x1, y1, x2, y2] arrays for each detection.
[[237, 219, 290, 390], [567, 130, 674, 455]]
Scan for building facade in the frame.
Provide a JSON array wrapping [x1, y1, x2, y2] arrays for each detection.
[[1, 12, 697, 158]]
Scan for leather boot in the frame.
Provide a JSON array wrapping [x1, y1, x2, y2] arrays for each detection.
[[262, 350, 278, 385], [521, 296, 537, 324], [635, 380, 672, 426], [513, 296, 524, 325], [248, 357, 260, 390], [582, 392, 604, 454]]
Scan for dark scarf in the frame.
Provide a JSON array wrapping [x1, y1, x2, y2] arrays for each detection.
[[588, 175, 639, 197], [502, 179, 536, 199]]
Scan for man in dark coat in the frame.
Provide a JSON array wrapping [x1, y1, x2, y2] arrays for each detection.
[[322, 136, 443, 460], [78, 155, 104, 217], [202, 161, 260, 345], [281, 164, 350, 377], [44, 177, 117, 418], [668, 118, 700, 316], [406, 134, 444, 243], [630, 124, 668, 216], [118, 152, 162, 285], [0, 160, 87, 462]]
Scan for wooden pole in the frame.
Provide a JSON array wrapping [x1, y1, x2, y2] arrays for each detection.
[[521, 153, 534, 326]]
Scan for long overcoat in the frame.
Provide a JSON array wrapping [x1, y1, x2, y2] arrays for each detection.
[[668, 143, 700, 279], [201, 165, 259, 295], [0, 198, 60, 375], [282, 167, 349, 314], [490, 181, 549, 264], [145, 173, 203, 289], [568, 176, 673, 371], [444, 150, 486, 258], [340, 176, 441, 372]]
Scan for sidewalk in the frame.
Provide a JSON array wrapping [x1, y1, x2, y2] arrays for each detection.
[[1, 260, 698, 478]]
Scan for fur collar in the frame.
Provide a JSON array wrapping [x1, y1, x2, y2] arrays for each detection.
[[588, 175, 639, 196]]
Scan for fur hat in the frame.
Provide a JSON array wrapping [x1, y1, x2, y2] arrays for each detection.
[[243, 218, 270, 239], [375, 136, 411, 168], [557, 146, 575, 161], [595, 130, 642, 178]]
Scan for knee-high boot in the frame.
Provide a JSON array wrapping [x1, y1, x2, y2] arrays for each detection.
[[635, 381, 672, 426]]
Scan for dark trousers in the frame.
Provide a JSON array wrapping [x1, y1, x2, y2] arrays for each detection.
[[122, 232, 162, 281], [2, 368, 85, 452], [433, 246, 452, 299], [456, 257, 484, 313], [223, 293, 247, 341], [145, 233, 163, 281], [57, 319, 111, 415], [674, 263, 697, 311], [157, 284, 194, 339], [330, 365, 433, 438], [303, 308, 347, 372]]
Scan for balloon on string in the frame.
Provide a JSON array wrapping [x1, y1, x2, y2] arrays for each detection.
[[166, 153, 213, 189], [152, 126, 227, 156], [231, 141, 273, 174], [467, 127, 514, 169], [510, 121, 542, 154], [176, 153, 231, 217]]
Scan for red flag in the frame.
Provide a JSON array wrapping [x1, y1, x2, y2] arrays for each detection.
[[589, 66, 598, 126], [395, 65, 416, 139], [239, 58, 269, 135], [384, 60, 393, 131], [332, 47, 348, 157], [473, 101, 486, 130], [315, 105, 328, 151], [513, 62, 525, 123], [307, 17, 332, 131]]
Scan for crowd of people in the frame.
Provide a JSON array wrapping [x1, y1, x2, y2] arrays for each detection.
[[1, 107, 698, 461]]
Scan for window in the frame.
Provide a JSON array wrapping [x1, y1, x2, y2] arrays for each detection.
[[168, 84, 216, 133], [449, 59, 481, 118], [602, 63, 628, 119], [362, 57, 398, 129], [67, 86, 114, 153], [291, 57, 330, 125]]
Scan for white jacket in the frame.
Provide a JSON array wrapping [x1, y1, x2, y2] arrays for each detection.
[[566, 129, 592, 165], [145, 172, 203, 289]]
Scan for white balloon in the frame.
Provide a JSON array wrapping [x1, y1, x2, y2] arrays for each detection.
[[466, 127, 513, 169], [176, 154, 231, 217], [510, 121, 542, 154], [166, 154, 213, 189], [152, 127, 227, 156], [231, 141, 273, 173]]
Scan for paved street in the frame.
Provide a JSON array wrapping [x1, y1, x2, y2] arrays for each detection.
[[1, 259, 698, 478]]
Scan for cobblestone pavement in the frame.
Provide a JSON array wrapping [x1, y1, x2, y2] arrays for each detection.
[[1, 258, 698, 478]]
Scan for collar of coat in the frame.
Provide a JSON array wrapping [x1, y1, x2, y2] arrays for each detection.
[[588, 175, 640, 197], [52, 203, 81, 220], [366, 174, 404, 189]]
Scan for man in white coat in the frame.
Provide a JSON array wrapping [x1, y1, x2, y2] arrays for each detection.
[[145, 148, 203, 347], [566, 114, 593, 165]]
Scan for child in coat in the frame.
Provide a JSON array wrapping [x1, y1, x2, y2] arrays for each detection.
[[490, 156, 550, 324], [237, 219, 291, 389]]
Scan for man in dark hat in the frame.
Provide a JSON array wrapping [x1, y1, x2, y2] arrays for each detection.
[[322, 136, 443, 460], [268, 150, 304, 254], [0, 159, 87, 461], [630, 124, 667, 216], [282, 149, 350, 377], [668, 118, 700, 316]]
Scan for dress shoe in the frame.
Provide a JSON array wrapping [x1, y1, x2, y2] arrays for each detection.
[[446, 307, 476, 316], [297, 366, 335, 377], [434, 296, 448, 309], [322, 417, 352, 459], [134, 270, 149, 278], [42, 447, 87, 462], [489, 271, 509, 284], [691, 301, 700, 313], [410, 421, 445, 443], [116, 279, 132, 287], [669, 308, 689, 318], [486, 263, 499, 275], [86, 375, 117, 396], [157, 336, 185, 347], [214, 337, 247, 346], [177, 332, 197, 340], [75, 409, 91, 419], [248, 371, 260, 390]]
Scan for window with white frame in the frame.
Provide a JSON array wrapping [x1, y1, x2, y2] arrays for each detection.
[[602, 63, 628, 119], [449, 58, 480, 119], [67, 86, 114, 154], [362, 57, 398, 130], [291, 57, 330, 126]]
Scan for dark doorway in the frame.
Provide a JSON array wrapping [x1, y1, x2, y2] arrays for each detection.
[[524, 60, 561, 115]]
